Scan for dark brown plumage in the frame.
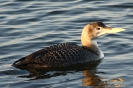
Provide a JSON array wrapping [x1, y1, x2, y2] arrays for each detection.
[[12, 22, 125, 70], [13, 43, 100, 69]]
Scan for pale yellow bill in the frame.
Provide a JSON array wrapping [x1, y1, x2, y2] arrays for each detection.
[[107, 28, 125, 34]]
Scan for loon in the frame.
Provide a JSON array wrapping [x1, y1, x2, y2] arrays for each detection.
[[12, 22, 125, 69]]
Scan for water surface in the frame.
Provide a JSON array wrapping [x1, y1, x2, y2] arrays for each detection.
[[0, 0, 133, 88]]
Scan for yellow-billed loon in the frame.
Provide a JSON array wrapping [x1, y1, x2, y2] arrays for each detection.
[[12, 22, 125, 69]]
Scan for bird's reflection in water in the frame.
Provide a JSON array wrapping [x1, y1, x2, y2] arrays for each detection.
[[19, 66, 124, 88], [82, 70, 124, 88], [82, 70, 104, 87]]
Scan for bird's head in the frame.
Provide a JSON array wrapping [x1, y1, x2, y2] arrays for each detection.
[[81, 22, 125, 46]]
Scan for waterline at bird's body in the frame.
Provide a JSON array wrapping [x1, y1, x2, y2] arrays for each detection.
[[12, 22, 125, 70]]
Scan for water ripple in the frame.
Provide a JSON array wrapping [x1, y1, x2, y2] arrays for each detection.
[[0, 0, 132, 88]]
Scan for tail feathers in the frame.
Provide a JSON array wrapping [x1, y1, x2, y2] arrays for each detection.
[[12, 57, 28, 69]]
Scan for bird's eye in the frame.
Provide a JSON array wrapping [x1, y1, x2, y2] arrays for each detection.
[[96, 27, 100, 30]]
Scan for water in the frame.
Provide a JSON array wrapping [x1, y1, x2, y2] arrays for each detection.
[[0, 0, 133, 88]]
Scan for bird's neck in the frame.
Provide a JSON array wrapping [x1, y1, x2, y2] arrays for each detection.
[[81, 39, 99, 54], [81, 26, 97, 54], [81, 39, 104, 58]]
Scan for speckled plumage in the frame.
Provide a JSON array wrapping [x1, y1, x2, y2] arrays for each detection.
[[13, 22, 124, 70], [13, 43, 100, 69]]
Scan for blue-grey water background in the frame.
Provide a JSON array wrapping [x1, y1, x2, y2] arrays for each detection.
[[0, 0, 133, 88]]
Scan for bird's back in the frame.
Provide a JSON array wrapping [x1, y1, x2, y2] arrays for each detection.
[[12, 43, 100, 69]]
